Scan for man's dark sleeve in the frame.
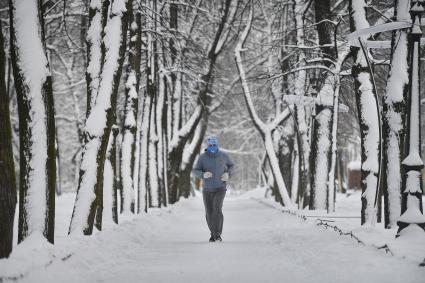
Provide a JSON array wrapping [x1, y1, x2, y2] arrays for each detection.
[[192, 155, 203, 178], [225, 153, 235, 177]]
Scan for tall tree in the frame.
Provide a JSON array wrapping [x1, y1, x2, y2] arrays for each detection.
[[69, 0, 130, 235], [10, 0, 56, 243], [0, 20, 17, 258], [259, 0, 294, 201], [309, 0, 337, 210], [145, 0, 161, 207], [349, 0, 381, 225], [292, 0, 310, 208], [381, 0, 409, 228], [120, 0, 142, 213]]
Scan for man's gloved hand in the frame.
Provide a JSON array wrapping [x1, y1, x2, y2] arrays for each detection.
[[221, 172, 229, 182], [203, 171, 213, 179]]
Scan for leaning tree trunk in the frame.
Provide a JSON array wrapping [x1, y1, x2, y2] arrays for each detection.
[[0, 20, 17, 258], [85, 0, 109, 117], [69, 0, 129, 235], [179, 116, 207, 198], [381, 0, 409, 228], [120, 0, 141, 214], [167, 0, 233, 204], [234, 2, 292, 206], [10, 0, 56, 244], [262, 3, 294, 199], [349, 0, 381, 225], [95, 123, 119, 230]]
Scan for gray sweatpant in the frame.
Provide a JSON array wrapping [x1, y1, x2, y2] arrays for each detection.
[[202, 190, 226, 237]]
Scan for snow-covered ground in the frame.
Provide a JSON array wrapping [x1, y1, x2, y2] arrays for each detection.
[[1, 190, 425, 283], [247, 187, 425, 265]]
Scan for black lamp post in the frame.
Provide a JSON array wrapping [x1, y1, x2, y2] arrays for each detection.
[[397, 0, 425, 236]]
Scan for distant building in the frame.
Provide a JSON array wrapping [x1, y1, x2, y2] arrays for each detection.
[[347, 161, 361, 191]]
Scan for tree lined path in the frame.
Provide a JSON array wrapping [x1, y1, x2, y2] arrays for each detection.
[[18, 197, 425, 283]]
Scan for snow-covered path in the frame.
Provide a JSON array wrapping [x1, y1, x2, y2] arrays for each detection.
[[16, 196, 425, 283]]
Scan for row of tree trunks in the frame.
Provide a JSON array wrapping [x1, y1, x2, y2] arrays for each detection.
[[13, 0, 242, 240], [69, 0, 130, 235]]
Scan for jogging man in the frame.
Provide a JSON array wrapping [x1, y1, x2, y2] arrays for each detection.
[[192, 136, 235, 242]]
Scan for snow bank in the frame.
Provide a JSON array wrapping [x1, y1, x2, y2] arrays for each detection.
[[0, 192, 161, 281], [0, 232, 54, 279], [248, 190, 425, 264]]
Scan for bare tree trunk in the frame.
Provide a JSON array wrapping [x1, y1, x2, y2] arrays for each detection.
[[293, 0, 310, 208], [102, 125, 119, 225], [85, 0, 109, 117], [0, 20, 17, 258], [138, 93, 151, 213], [156, 70, 167, 206], [381, 0, 409, 228], [328, 79, 341, 213], [309, 0, 337, 210], [148, 95, 160, 207], [349, 0, 381, 225], [179, 116, 207, 198], [277, 129, 294, 195], [143, 0, 160, 208], [120, 0, 141, 213], [10, 0, 56, 244]]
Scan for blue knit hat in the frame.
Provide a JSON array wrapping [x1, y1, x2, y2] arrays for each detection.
[[207, 136, 219, 146]]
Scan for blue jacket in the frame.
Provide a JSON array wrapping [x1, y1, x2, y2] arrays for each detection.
[[192, 150, 235, 192]]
